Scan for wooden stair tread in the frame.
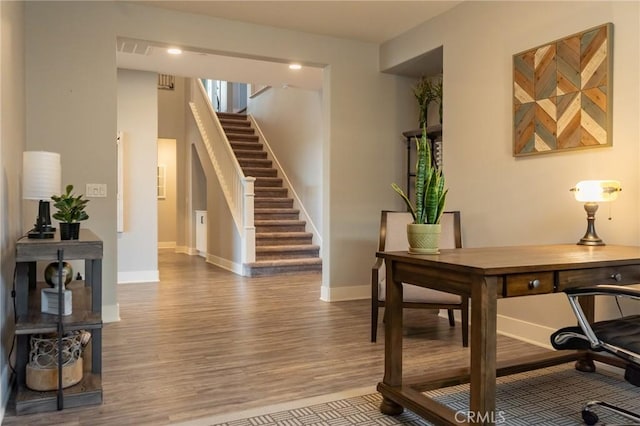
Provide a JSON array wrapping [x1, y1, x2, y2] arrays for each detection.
[[247, 258, 322, 267], [257, 245, 319, 252]]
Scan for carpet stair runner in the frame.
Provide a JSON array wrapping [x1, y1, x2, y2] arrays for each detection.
[[217, 112, 322, 276]]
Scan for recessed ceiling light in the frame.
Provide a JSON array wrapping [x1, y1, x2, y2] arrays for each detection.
[[289, 63, 302, 70], [167, 48, 182, 55]]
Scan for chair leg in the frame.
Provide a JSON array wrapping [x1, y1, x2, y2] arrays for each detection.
[[461, 298, 469, 348], [371, 302, 379, 343], [447, 309, 455, 326]]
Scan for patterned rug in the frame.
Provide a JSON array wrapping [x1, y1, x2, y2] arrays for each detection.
[[175, 363, 640, 426]]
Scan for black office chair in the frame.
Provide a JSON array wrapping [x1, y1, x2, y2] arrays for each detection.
[[551, 285, 640, 425]]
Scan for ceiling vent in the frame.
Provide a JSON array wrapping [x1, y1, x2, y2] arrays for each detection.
[[117, 40, 152, 56]]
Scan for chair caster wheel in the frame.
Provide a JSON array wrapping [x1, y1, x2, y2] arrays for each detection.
[[582, 409, 599, 425]]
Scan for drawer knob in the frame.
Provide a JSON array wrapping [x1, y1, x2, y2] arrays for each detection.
[[528, 279, 540, 289], [611, 273, 622, 282]]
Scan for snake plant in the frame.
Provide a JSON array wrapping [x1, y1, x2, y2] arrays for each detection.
[[392, 126, 448, 224]]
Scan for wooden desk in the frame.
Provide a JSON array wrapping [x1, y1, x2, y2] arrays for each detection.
[[377, 245, 640, 425]]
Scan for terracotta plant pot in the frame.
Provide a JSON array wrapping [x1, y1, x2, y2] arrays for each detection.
[[407, 223, 441, 254]]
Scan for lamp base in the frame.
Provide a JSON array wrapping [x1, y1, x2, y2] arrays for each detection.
[[27, 228, 55, 239], [577, 236, 605, 246]]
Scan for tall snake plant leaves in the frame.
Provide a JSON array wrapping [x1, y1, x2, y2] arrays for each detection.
[[392, 125, 447, 224]]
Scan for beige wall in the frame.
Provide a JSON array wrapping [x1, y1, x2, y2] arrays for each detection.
[[158, 77, 188, 249], [0, 0, 26, 415], [24, 1, 413, 303], [116, 69, 159, 285], [381, 1, 640, 344], [157, 138, 177, 245], [248, 87, 324, 234]]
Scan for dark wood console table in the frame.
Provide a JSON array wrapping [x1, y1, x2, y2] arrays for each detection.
[[14, 229, 103, 414], [377, 245, 640, 425]]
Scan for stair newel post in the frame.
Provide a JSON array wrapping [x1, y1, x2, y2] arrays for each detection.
[[243, 176, 256, 264]]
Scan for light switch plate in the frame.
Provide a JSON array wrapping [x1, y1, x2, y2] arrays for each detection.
[[86, 183, 107, 198]]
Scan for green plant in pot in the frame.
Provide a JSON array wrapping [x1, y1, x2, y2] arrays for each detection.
[[392, 126, 448, 254], [413, 76, 442, 128], [51, 184, 89, 240]]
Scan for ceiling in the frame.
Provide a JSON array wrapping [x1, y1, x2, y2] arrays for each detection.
[[118, 1, 461, 90], [131, 1, 461, 44]]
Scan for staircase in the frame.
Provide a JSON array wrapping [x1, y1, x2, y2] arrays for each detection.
[[217, 112, 322, 277]]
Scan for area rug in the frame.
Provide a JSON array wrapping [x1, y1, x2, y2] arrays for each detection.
[[175, 363, 640, 426]]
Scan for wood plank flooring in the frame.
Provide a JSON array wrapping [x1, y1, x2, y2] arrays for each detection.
[[2, 251, 552, 425]]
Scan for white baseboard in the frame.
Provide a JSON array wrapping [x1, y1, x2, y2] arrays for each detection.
[[496, 314, 556, 349], [206, 254, 243, 275], [320, 284, 369, 302], [103, 303, 120, 322], [158, 241, 176, 249], [175, 246, 198, 256], [438, 310, 556, 349], [117, 270, 160, 284]]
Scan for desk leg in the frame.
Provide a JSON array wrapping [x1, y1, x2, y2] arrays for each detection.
[[380, 259, 404, 415], [470, 276, 498, 425]]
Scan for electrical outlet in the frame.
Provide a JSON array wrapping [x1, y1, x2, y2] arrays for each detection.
[[86, 183, 107, 198]]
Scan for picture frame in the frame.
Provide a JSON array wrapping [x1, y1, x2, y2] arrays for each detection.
[[513, 23, 613, 156]]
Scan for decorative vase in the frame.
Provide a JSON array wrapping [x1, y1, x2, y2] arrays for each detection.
[[60, 222, 80, 240], [407, 223, 441, 254], [44, 261, 73, 288]]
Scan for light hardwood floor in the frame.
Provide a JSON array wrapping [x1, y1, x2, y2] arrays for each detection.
[[2, 251, 552, 425]]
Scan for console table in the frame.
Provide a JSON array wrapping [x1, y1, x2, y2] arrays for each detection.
[[14, 229, 103, 414], [377, 245, 640, 425]]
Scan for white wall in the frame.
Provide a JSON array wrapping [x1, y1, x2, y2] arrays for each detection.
[[25, 1, 119, 321], [157, 138, 177, 247], [158, 77, 188, 250], [381, 1, 640, 344], [248, 87, 323, 235], [24, 1, 414, 303], [116, 69, 159, 284], [0, 1, 26, 419]]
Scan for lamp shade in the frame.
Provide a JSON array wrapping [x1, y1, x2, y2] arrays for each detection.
[[573, 180, 621, 203], [23, 151, 61, 200]]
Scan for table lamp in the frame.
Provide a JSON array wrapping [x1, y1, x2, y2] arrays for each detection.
[[571, 180, 621, 246], [23, 151, 61, 239]]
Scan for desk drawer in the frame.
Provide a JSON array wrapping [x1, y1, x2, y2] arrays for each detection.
[[504, 272, 554, 297], [558, 265, 640, 291]]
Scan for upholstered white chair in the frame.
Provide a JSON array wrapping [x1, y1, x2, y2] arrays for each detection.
[[371, 210, 469, 346]]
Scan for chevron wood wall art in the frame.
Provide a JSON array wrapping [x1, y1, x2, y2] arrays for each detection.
[[513, 23, 612, 156]]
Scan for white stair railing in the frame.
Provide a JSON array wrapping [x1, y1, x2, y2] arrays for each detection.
[[189, 79, 256, 264]]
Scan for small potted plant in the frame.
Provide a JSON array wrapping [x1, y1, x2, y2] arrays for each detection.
[[413, 76, 442, 128], [51, 184, 89, 240], [392, 125, 448, 254]]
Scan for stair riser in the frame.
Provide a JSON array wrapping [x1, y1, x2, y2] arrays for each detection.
[[257, 249, 320, 260], [230, 141, 262, 150], [256, 224, 306, 233], [234, 150, 267, 159], [256, 237, 312, 246], [247, 263, 322, 277], [239, 159, 272, 168], [219, 119, 251, 127], [228, 135, 260, 143], [254, 178, 283, 188], [256, 188, 287, 196], [243, 168, 277, 178], [255, 212, 299, 220], [222, 126, 254, 135], [217, 113, 247, 120], [255, 199, 294, 208]]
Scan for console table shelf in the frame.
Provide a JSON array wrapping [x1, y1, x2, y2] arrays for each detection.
[[14, 229, 103, 415]]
